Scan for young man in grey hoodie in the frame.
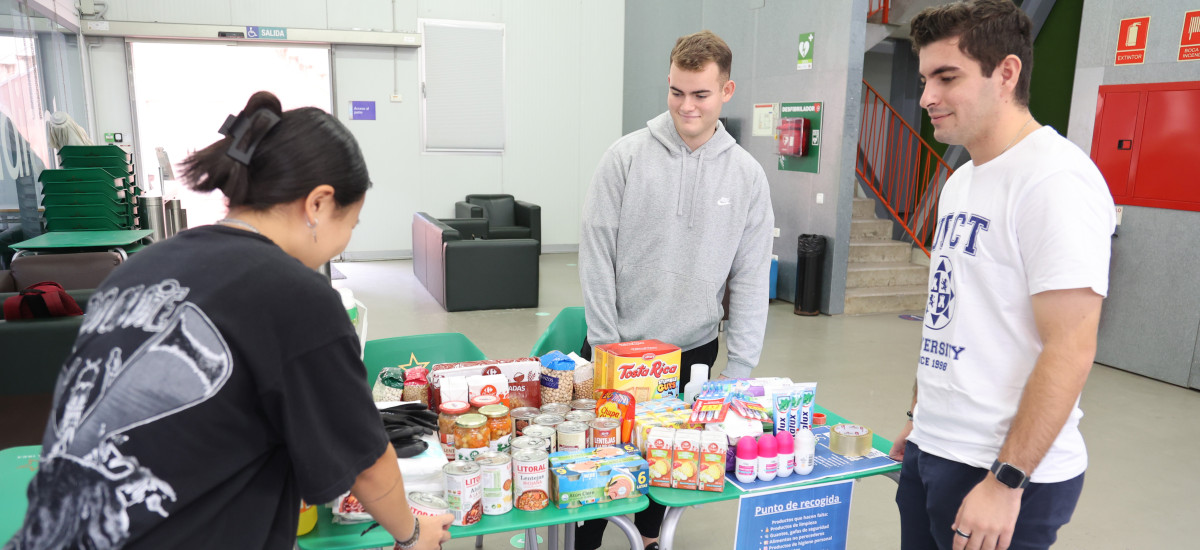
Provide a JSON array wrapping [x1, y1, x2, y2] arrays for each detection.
[[575, 30, 774, 550]]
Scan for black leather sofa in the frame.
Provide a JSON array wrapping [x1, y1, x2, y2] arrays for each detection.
[[454, 194, 541, 254], [412, 212, 539, 312]]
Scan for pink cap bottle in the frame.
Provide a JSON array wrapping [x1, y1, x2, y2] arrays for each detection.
[[735, 436, 758, 483], [775, 431, 795, 478], [757, 433, 778, 482]]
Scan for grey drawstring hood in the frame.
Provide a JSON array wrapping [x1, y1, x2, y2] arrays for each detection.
[[580, 111, 775, 378]]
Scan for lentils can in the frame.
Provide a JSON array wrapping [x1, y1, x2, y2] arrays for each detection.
[[590, 418, 621, 447], [556, 421, 589, 453], [474, 451, 513, 515], [522, 425, 557, 453], [511, 407, 540, 436], [408, 491, 449, 518], [443, 461, 483, 526], [511, 448, 550, 511]]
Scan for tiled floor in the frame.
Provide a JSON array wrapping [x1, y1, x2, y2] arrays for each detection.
[[336, 253, 1200, 550]]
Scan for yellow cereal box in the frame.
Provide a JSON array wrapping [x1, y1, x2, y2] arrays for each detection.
[[594, 340, 682, 402]]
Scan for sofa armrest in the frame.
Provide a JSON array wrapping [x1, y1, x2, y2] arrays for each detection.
[[514, 200, 542, 254], [441, 218, 489, 240], [442, 239, 540, 311], [456, 201, 485, 219], [0, 271, 14, 293]]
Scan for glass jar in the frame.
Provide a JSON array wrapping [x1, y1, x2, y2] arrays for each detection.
[[469, 395, 501, 415], [438, 401, 471, 461], [479, 404, 512, 453], [454, 413, 490, 462]]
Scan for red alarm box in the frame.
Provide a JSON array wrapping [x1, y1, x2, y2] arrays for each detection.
[[777, 117, 811, 157]]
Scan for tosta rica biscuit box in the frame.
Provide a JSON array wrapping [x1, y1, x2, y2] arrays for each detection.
[[594, 340, 682, 403]]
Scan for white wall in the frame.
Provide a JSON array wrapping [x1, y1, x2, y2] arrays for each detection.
[[85, 0, 625, 258]]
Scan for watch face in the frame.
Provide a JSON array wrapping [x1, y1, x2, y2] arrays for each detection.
[[995, 463, 1026, 488]]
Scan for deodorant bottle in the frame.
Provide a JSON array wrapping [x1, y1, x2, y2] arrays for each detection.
[[775, 431, 795, 478], [795, 428, 816, 475], [735, 436, 758, 483], [756, 434, 778, 482]]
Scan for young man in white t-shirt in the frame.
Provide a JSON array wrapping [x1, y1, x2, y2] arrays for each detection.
[[889, 2, 1116, 550]]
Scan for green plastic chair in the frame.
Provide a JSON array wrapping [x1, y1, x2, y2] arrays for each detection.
[[1, 445, 41, 543], [362, 333, 487, 385], [529, 306, 587, 357]]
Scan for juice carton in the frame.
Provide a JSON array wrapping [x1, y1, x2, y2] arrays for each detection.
[[670, 429, 701, 490], [645, 427, 675, 488], [697, 430, 728, 492], [594, 340, 682, 402]]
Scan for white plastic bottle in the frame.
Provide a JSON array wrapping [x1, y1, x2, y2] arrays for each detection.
[[794, 428, 816, 475], [682, 364, 710, 403]]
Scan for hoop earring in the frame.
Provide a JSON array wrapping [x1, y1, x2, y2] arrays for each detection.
[[306, 218, 319, 243]]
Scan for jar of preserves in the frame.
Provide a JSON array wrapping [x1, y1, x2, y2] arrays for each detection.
[[479, 404, 512, 453], [454, 413, 490, 462], [439, 401, 470, 461], [469, 395, 501, 415]]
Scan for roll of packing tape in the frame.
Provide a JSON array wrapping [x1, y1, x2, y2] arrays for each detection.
[[828, 424, 873, 457]]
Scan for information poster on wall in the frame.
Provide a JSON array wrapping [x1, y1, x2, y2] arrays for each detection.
[[778, 102, 822, 173], [797, 32, 815, 70], [753, 103, 779, 137], [734, 479, 854, 550]]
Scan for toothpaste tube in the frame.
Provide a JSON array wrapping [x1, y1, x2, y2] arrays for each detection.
[[794, 383, 817, 431]]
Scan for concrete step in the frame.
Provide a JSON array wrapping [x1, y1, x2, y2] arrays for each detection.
[[849, 240, 911, 263], [850, 218, 893, 240], [843, 284, 928, 315], [846, 261, 929, 288], [853, 198, 876, 219]]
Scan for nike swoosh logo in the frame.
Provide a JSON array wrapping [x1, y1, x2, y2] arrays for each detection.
[[717, 198, 731, 206]]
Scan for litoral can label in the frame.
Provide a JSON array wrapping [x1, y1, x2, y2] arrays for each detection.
[[443, 461, 482, 526], [408, 491, 449, 518], [511, 448, 549, 511], [474, 451, 513, 515]]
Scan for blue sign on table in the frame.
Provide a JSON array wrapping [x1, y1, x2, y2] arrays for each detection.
[[734, 479, 854, 550], [350, 101, 376, 121]]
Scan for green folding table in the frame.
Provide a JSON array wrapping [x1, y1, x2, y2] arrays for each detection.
[[649, 405, 901, 550], [298, 494, 649, 550], [9, 229, 153, 260], [0, 446, 40, 545]]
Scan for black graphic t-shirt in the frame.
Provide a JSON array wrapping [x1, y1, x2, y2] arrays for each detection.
[[6, 225, 388, 550]]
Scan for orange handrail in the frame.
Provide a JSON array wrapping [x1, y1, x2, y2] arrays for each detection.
[[856, 79, 954, 257], [868, 0, 890, 24]]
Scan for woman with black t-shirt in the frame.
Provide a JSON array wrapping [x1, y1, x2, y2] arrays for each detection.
[[5, 92, 452, 550]]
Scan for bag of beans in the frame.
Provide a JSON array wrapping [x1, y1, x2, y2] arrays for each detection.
[[539, 351, 575, 404]]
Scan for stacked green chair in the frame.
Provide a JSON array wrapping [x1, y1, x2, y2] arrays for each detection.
[[39, 145, 139, 232], [529, 306, 587, 357]]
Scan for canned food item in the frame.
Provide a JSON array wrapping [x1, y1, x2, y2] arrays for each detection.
[[522, 425, 557, 453], [439, 401, 471, 461], [511, 407, 540, 436], [408, 491, 449, 518], [480, 404, 512, 453], [590, 418, 621, 447], [570, 398, 597, 411], [557, 421, 589, 453], [474, 451, 513, 515], [533, 413, 565, 430], [565, 410, 596, 424], [510, 435, 547, 454], [443, 461, 483, 526], [511, 448, 550, 511], [540, 402, 570, 416], [454, 414, 490, 462]]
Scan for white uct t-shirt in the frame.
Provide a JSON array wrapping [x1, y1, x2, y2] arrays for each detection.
[[907, 126, 1115, 483]]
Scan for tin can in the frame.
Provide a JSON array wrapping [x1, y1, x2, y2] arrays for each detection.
[[474, 451, 513, 515], [510, 435, 546, 454], [511, 448, 550, 511], [408, 491, 449, 518], [540, 402, 570, 416], [443, 461, 483, 526], [557, 421, 589, 453], [590, 418, 621, 447], [565, 410, 596, 425], [522, 425, 557, 453], [511, 407, 541, 436], [570, 398, 596, 411], [533, 413, 565, 430]]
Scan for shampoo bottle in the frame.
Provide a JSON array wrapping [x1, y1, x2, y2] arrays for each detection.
[[735, 436, 758, 483], [795, 428, 816, 475], [756, 434, 778, 482]]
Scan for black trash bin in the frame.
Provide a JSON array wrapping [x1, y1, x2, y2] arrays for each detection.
[[794, 234, 826, 316]]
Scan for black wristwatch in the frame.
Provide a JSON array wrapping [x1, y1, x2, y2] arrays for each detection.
[[394, 518, 420, 549], [990, 460, 1030, 489]]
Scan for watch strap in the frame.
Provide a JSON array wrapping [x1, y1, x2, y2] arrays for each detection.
[[990, 459, 1030, 489], [394, 517, 421, 549]]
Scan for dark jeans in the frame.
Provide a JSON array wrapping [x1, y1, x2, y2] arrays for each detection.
[[574, 337, 719, 550], [896, 442, 1084, 550]]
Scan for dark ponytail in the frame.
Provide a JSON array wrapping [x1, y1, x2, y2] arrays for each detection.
[[180, 91, 371, 210]]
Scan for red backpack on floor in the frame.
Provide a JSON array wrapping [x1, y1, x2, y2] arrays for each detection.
[[3, 281, 84, 320]]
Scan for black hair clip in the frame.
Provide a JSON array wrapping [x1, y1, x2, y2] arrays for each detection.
[[218, 108, 281, 165]]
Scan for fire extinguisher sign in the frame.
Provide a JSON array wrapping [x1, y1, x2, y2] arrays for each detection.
[[1179, 10, 1200, 61], [1115, 16, 1150, 66], [777, 102, 822, 174]]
